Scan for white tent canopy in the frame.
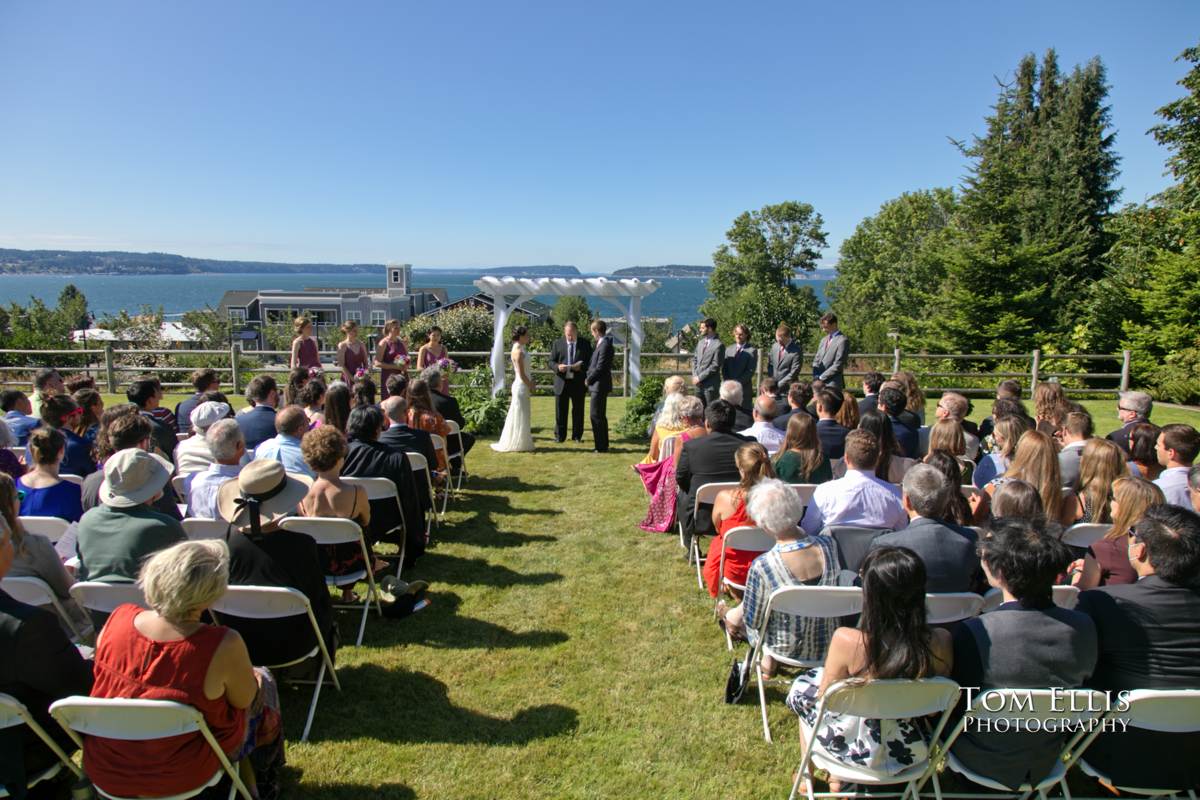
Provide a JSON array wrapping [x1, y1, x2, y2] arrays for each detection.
[[472, 276, 660, 396]]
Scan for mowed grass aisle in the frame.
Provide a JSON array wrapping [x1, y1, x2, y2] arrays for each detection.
[[277, 395, 796, 799]]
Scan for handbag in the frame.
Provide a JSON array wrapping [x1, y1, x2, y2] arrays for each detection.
[[724, 658, 749, 704]]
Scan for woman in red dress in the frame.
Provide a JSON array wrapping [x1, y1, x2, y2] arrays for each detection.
[[704, 442, 776, 598], [374, 319, 409, 398], [336, 319, 371, 384], [290, 316, 321, 372]]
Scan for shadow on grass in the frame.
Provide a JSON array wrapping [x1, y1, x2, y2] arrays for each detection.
[[458, 475, 558, 493], [281, 773, 416, 800], [285, 664, 579, 745], [365, 591, 569, 650], [415, 552, 563, 587]]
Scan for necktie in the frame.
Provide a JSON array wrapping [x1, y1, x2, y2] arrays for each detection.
[[568, 342, 574, 363]]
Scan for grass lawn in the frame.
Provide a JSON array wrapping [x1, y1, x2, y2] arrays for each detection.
[[88, 392, 1200, 798]]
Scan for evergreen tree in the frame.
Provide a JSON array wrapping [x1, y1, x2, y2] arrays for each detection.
[[1149, 42, 1200, 210]]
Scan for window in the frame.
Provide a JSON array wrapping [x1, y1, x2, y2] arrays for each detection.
[[370, 310, 386, 326], [391, 269, 400, 284], [345, 310, 362, 323], [228, 308, 246, 323]]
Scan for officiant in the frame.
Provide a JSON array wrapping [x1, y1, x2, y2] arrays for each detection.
[[549, 321, 592, 443]]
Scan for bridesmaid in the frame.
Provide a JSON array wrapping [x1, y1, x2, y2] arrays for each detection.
[[336, 320, 371, 384], [374, 319, 409, 399], [417, 326, 448, 370], [290, 316, 321, 372]]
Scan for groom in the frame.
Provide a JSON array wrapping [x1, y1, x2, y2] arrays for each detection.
[[586, 319, 614, 453], [548, 321, 592, 443]]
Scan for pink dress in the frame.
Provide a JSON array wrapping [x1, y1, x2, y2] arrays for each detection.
[[419, 345, 447, 369], [637, 431, 692, 533], [296, 337, 320, 370], [379, 338, 408, 398]]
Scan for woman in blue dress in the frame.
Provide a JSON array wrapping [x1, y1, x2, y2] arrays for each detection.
[[18, 427, 84, 522]]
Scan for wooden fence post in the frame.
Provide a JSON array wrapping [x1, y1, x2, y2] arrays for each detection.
[[230, 343, 242, 394], [892, 348, 901, 373], [1031, 349, 1041, 386], [1120, 350, 1131, 392], [103, 345, 116, 394]]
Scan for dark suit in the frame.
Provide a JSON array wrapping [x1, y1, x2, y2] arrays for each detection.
[[174, 392, 204, 435], [889, 415, 919, 458], [675, 431, 747, 541], [431, 388, 475, 460], [379, 423, 437, 506], [858, 393, 878, 417], [722, 344, 757, 409], [549, 337, 592, 442], [342, 439, 425, 567], [236, 405, 278, 451], [773, 405, 818, 432], [1106, 417, 1148, 455], [816, 419, 851, 460], [869, 518, 979, 592], [141, 410, 177, 458], [0, 589, 93, 788], [733, 406, 754, 432], [1076, 576, 1200, 790], [587, 334, 614, 452]]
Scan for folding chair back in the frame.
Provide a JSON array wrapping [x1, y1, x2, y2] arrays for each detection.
[[69, 582, 147, 615], [171, 474, 188, 500], [6, 447, 24, 463], [58, 474, 84, 486], [1114, 688, 1200, 733], [718, 526, 774, 592], [788, 483, 818, 510], [1, 577, 86, 642], [960, 484, 980, 501], [341, 476, 407, 571], [0, 692, 83, 789], [176, 431, 189, 442], [694, 481, 737, 509], [49, 696, 251, 800], [658, 434, 677, 461], [278, 516, 379, 646], [181, 518, 228, 541], [825, 525, 886, 572], [1061, 522, 1108, 549], [925, 592, 985, 624], [18, 515, 69, 543], [406, 451, 440, 533], [765, 584, 864, 620]]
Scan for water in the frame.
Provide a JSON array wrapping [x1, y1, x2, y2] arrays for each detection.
[[1, 270, 828, 328]]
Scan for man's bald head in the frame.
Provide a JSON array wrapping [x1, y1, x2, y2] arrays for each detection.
[[382, 395, 408, 423]]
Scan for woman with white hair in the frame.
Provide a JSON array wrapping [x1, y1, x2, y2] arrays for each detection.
[[85, 540, 283, 798], [722, 478, 842, 676], [639, 376, 689, 465], [637, 395, 706, 533]]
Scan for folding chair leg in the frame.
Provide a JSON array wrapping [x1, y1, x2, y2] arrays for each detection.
[[355, 591, 370, 647], [301, 660, 327, 742], [931, 769, 943, 800], [756, 661, 772, 742]]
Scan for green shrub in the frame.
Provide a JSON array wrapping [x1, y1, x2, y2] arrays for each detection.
[[455, 365, 509, 436], [615, 374, 662, 441]]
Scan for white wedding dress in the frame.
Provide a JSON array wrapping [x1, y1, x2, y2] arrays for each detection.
[[491, 345, 534, 452]]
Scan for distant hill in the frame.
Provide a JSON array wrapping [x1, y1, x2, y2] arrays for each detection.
[[475, 265, 581, 277], [611, 264, 712, 278]]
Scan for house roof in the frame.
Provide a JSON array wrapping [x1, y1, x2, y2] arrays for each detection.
[[218, 290, 258, 310]]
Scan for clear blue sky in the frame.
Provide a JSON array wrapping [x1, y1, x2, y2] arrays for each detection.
[[1, 1, 1196, 272]]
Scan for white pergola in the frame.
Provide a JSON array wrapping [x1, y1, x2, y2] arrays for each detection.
[[473, 276, 660, 396]]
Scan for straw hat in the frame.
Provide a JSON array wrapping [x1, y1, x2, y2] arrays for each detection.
[[99, 448, 174, 508], [216, 459, 310, 531]]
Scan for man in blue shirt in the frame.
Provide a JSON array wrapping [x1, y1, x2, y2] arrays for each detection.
[[252, 406, 313, 478], [1, 390, 40, 446]]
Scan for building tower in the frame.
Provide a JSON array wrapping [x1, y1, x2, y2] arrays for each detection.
[[386, 262, 412, 296]]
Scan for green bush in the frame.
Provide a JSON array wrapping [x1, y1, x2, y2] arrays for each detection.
[[455, 365, 509, 436], [615, 373, 663, 441]]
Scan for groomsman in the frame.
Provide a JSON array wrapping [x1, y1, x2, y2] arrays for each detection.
[[691, 318, 723, 406], [768, 323, 802, 398], [811, 313, 849, 389], [722, 324, 757, 410], [548, 321, 592, 443], [586, 320, 614, 453]]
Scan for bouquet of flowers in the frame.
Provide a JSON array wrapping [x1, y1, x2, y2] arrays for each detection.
[[397, 354, 410, 367], [354, 367, 367, 380], [437, 356, 458, 374], [307, 366, 323, 379]]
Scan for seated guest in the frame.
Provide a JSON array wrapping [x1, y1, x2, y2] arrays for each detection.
[[174, 368, 221, 436], [1154, 423, 1199, 508], [923, 451, 973, 526], [1033, 380, 1074, 436], [757, 376, 779, 409], [380, 396, 437, 487], [352, 375, 377, 408], [236, 376, 280, 451], [18, 428, 84, 522], [926, 419, 974, 483], [950, 516, 1097, 790], [1056, 410, 1093, 488], [1191, 464, 1200, 514], [813, 390, 850, 460], [82, 408, 182, 520], [405, 379, 451, 474], [773, 413, 832, 484], [889, 371, 926, 426], [723, 478, 842, 675], [1076, 505, 1200, 791], [1127, 421, 1163, 480], [978, 379, 1025, 441], [869, 464, 979, 593], [773, 381, 816, 432], [973, 415, 1031, 489], [640, 390, 689, 466], [646, 375, 686, 434], [981, 430, 1076, 526], [85, 540, 282, 799], [299, 378, 326, 427], [37, 394, 96, 477], [835, 386, 860, 431], [802, 430, 907, 535], [77, 449, 184, 582], [739, 395, 785, 453], [989, 478, 1045, 522], [71, 387, 104, 443], [719, 380, 754, 432], [1106, 390, 1152, 455], [1072, 476, 1163, 590], [254, 405, 314, 478], [322, 381, 352, 434], [284, 366, 311, 408], [676, 400, 748, 546], [422, 366, 475, 459], [2, 389, 41, 446], [29, 368, 64, 420], [878, 386, 918, 458], [857, 371, 884, 417], [786, 547, 953, 793], [847, 409, 916, 483], [126, 375, 177, 457], [384, 373, 409, 407], [638, 396, 705, 533], [186, 420, 246, 519], [342, 405, 425, 568], [703, 443, 775, 599], [1071, 438, 1125, 523], [174, 400, 231, 476], [0, 515, 93, 793], [923, 392, 980, 461]]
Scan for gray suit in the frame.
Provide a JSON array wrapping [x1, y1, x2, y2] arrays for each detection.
[[692, 335, 723, 405], [869, 517, 979, 593], [768, 339, 802, 395], [722, 344, 757, 409], [1058, 440, 1086, 489], [811, 330, 849, 388]]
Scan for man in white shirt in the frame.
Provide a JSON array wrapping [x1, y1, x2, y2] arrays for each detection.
[[187, 420, 246, 519], [253, 406, 314, 478], [174, 401, 231, 476], [1154, 424, 1199, 508], [801, 429, 907, 534], [739, 396, 785, 454]]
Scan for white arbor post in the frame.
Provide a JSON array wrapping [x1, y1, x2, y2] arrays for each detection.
[[488, 293, 534, 396]]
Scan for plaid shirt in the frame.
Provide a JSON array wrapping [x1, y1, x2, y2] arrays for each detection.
[[742, 535, 841, 663]]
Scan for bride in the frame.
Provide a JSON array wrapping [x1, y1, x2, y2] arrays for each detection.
[[491, 326, 535, 452]]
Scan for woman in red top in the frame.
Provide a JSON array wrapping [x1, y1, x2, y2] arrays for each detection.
[[290, 316, 321, 372], [86, 540, 282, 798], [704, 442, 776, 598], [406, 378, 451, 473], [336, 319, 371, 385], [1071, 476, 1165, 590]]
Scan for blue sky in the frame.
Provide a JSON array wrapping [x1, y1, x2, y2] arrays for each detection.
[[1, 1, 1196, 272]]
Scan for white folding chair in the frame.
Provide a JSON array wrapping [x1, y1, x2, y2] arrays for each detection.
[[6, 446, 24, 464], [341, 476, 407, 576], [789, 483, 818, 514], [715, 526, 775, 650], [18, 515, 69, 544], [0, 692, 83, 795], [684, 481, 739, 588], [69, 581, 148, 615], [50, 696, 252, 800], [279, 517, 381, 646], [658, 434, 678, 463], [981, 584, 1080, 613], [58, 474, 83, 486], [445, 419, 467, 491], [1078, 689, 1200, 798], [743, 585, 865, 742], [960, 484, 980, 502], [209, 585, 339, 743], [1, 576, 86, 642], [937, 688, 1110, 800], [1061, 522, 1108, 549], [171, 474, 188, 500], [429, 434, 452, 517], [925, 592, 985, 625], [176, 431, 189, 442], [181, 517, 229, 541], [405, 451, 440, 536], [790, 677, 961, 800]]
